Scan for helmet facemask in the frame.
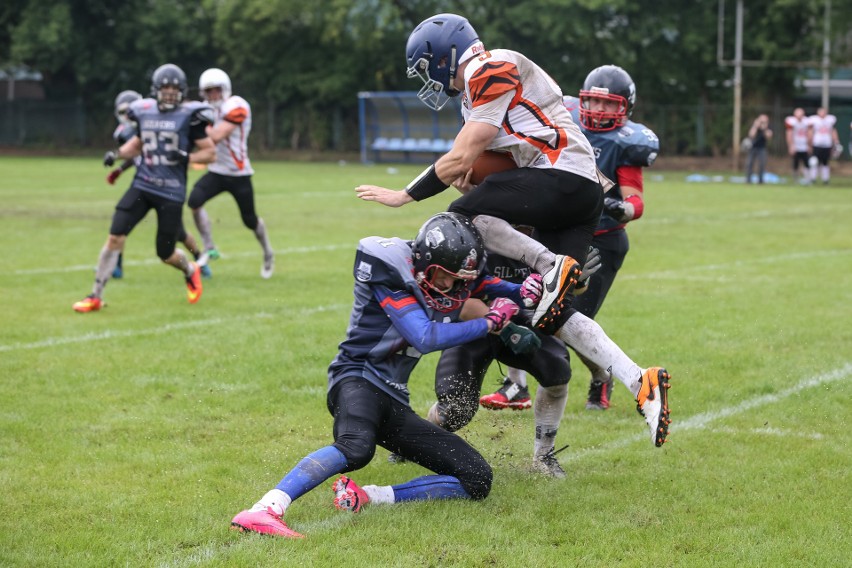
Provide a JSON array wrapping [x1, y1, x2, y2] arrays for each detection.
[[579, 88, 629, 132], [157, 86, 183, 112], [415, 263, 478, 313], [407, 50, 460, 111]]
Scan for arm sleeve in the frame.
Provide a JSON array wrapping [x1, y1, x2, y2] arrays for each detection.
[[373, 286, 489, 354], [471, 275, 524, 304]]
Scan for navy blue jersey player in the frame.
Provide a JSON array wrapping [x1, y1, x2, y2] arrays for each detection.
[[230, 213, 541, 539], [73, 64, 215, 313], [481, 65, 660, 411], [104, 89, 211, 280]]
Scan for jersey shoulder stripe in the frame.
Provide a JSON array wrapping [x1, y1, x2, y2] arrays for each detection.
[[470, 61, 520, 107]]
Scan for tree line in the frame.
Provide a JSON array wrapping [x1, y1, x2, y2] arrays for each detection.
[[2, 0, 849, 153]]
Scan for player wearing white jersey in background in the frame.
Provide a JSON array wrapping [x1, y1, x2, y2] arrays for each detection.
[[189, 68, 274, 278], [356, 13, 672, 451], [808, 107, 840, 185], [784, 108, 812, 184]]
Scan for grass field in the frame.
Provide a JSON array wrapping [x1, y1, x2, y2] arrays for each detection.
[[1, 156, 850, 567]]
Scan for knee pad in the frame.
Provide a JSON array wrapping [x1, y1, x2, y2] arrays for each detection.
[[332, 437, 375, 471], [241, 213, 259, 230], [430, 398, 478, 433], [156, 235, 176, 261], [459, 459, 493, 500]]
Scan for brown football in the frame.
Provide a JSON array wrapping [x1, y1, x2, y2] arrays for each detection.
[[470, 150, 518, 185]]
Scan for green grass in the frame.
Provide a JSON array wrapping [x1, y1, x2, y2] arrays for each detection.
[[1, 156, 850, 567]]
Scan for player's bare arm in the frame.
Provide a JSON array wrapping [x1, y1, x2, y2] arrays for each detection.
[[206, 120, 238, 144], [190, 137, 216, 164], [117, 136, 143, 160], [355, 121, 498, 207]]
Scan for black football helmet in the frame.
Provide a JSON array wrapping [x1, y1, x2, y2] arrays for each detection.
[[150, 63, 188, 111], [114, 90, 141, 122], [579, 65, 636, 131], [412, 212, 486, 312], [406, 13, 482, 111]]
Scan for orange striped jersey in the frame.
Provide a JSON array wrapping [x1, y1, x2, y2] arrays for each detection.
[[209, 95, 253, 176], [461, 49, 606, 187]]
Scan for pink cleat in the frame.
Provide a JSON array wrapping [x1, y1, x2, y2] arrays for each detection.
[[230, 507, 304, 538], [332, 475, 370, 513]]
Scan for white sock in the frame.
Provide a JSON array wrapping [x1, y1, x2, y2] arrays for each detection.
[[362, 484, 394, 505], [472, 215, 555, 275], [533, 384, 568, 456], [507, 367, 528, 388], [557, 312, 643, 396], [251, 488, 291, 516], [93, 247, 120, 297]]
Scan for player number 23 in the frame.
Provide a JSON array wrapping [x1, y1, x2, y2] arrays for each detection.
[[141, 131, 181, 166]]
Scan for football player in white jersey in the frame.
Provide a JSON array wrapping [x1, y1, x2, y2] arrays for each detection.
[[784, 108, 812, 183], [356, 14, 672, 451], [189, 68, 275, 278], [808, 107, 840, 185]]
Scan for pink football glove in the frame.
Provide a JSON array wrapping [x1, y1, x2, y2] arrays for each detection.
[[520, 273, 543, 308], [484, 297, 520, 332], [106, 168, 122, 185]]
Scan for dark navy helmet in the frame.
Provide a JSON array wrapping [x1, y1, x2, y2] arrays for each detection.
[[579, 65, 636, 131], [150, 63, 188, 111], [114, 90, 141, 121], [406, 13, 482, 111], [412, 212, 486, 312]]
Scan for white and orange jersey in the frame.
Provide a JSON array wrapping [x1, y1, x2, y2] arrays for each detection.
[[808, 113, 836, 148], [209, 95, 253, 176], [460, 49, 607, 188], [784, 115, 810, 152]]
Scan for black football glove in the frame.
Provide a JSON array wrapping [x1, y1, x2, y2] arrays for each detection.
[[603, 196, 633, 223], [103, 150, 117, 167], [164, 149, 189, 165], [498, 322, 541, 356]]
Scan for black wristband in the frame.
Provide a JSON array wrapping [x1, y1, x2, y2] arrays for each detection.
[[405, 164, 449, 201]]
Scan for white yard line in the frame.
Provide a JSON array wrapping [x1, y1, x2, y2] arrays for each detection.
[[562, 362, 852, 462], [10, 243, 353, 275], [0, 304, 349, 353]]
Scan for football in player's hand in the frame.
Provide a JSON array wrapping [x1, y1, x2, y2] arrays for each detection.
[[470, 150, 517, 185]]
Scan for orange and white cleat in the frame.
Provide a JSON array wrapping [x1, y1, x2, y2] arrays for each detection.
[[230, 507, 304, 538], [532, 255, 582, 335], [185, 262, 202, 304], [72, 294, 103, 313], [636, 367, 671, 447]]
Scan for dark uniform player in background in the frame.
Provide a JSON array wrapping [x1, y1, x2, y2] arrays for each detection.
[[230, 213, 538, 539], [104, 89, 211, 280], [73, 63, 215, 312], [480, 65, 659, 411]]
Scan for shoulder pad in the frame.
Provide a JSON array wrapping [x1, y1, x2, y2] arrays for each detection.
[[354, 237, 416, 290], [185, 102, 214, 125], [618, 121, 660, 167], [127, 98, 156, 121]]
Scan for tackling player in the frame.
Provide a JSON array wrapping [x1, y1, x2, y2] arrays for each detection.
[[72, 63, 215, 313], [188, 68, 274, 278], [481, 65, 660, 412], [356, 14, 671, 449], [230, 213, 539, 538]]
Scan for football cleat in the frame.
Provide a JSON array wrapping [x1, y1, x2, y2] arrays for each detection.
[[185, 262, 202, 304], [479, 377, 532, 410], [332, 475, 370, 513], [200, 264, 212, 279], [230, 507, 304, 538], [531, 446, 568, 479], [72, 295, 102, 313], [636, 367, 672, 447], [261, 253, 274, 279], [532, 255, 582, 334], [196, 248, 220, 267], [585, 376, 614, 410]]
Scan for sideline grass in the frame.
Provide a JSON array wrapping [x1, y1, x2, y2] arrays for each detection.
[[1, 157, 850, 567]]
